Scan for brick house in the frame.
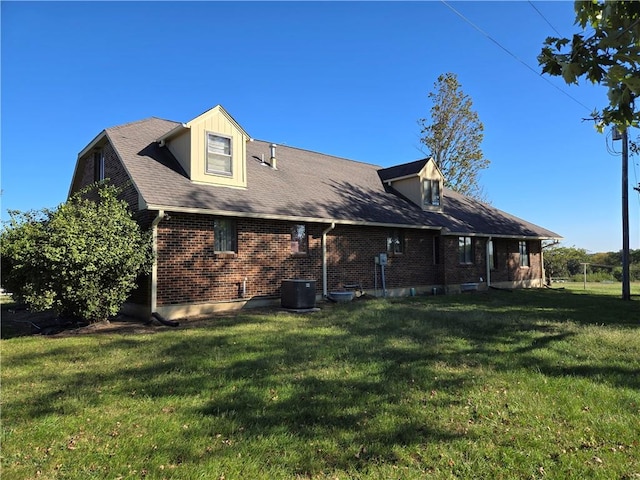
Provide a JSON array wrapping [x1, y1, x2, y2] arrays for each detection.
[[69, 105, 560, 319]]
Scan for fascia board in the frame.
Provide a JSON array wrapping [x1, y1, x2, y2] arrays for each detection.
[[145, 203, 443, 231]]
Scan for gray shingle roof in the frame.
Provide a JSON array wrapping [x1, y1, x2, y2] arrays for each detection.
[[378, 159, 429, 182], [103, 117, 560, 239]]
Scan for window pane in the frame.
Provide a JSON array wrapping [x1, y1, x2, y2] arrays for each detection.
[[291, 225, 307, 254], [488, 240, 496, 270], [94, 151, 104, 182], [519, 241, 529, 267], [432, 181, 440, 206], [207, 135, 230, 155], [387, 230, 403, 253], [207, 134, 232, 174], [433, 236, 440, 264], [214, 219, 236, 252], [207, 154, 232, 174], [459, 236, 472, 263], [424, 180, 440, 206], [424, 180, 432, 206]]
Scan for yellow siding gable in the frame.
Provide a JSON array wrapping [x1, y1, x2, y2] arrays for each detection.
[[391, 158, 444, 211], [164, 105, 250, 188]]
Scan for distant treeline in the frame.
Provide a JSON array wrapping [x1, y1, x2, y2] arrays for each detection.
[[544, 246, 640, 282]]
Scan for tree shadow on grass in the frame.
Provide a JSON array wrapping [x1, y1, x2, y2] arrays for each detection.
[[2, 289, 638, 476]]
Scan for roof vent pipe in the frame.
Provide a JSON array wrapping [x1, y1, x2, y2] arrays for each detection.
[[270, 143, 277, 170]]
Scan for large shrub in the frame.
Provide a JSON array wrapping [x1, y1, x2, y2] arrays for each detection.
[[1, 184, 152, 322]]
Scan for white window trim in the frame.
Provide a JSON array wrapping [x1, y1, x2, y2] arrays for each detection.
[[205, 132, 233, 177], [519, 241, 530, 268]]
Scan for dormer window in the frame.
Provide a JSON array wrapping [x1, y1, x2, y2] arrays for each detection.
[[206, 132, 232, 176], [424, 179, 440, 206]]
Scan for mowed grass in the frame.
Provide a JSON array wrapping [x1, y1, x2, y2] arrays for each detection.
[[1, 285, 639, 479]]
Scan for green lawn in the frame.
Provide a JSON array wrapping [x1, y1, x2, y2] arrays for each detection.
[[1, 286, 639, 479]]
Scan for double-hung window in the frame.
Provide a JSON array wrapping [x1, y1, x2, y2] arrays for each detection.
[[519, 241, 529, 267], [214, 219, 237, 253], [459, 236, 473, 264], [423, 179, 441, 206], [206, 133, 232, 176], [291, 224, 308, 254], [387, 229, 404, 254]]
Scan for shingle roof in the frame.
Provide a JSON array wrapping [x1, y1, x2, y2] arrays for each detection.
[[378, 159, 429, 182], [101, 117, 560, 239]]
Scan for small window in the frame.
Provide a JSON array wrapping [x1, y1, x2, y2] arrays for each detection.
[[423, 179, 441, 206], [93, 150, 105, 182], [459, 236, 473, 264], [291, 224, 308, 254], [214, 219, 237, 253], [488, 239, 497, 270], [519, 241, 529, 267], [433, 236, 441, 265], [387, 229, 404, 254], [206, 133, 232, 176]]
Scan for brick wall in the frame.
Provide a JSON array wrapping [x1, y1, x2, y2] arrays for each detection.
[[72, 140, 139, 213], [156, 215, 443, 305], [326, 225, 438, 290], [441, 236, 487, 285], [156, 215, 324, 305], [442, 236, 542, 286]]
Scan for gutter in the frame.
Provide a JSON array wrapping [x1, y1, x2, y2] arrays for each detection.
[[144, 203, 442, 232], [322, 222, 336, 297], [150, 210, 165, 314]]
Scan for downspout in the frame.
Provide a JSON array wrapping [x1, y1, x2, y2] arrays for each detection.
[[486, 237, 492, 288], [322, 222, 336, 297], [151, 210, 165, 314], [541, 243, 546, 286]]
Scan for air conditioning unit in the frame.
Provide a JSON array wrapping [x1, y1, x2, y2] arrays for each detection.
[[281, 279, 316, 309]]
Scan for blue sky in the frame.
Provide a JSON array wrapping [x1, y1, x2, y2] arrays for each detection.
[[2, 1, 639, 253]]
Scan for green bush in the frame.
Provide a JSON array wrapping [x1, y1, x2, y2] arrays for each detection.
[[0, 184, 152, 323], [611, 264, 640, 282], [570, 271, 617, 283]]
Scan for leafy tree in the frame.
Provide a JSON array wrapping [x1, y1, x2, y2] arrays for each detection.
[[418, 72, 490, 201], [544, 245, 589, 279], [538, 1, 640, 129], [1, 184, 153, 323]]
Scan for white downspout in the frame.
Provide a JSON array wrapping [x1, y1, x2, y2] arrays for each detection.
[[541, 243, 546, 286], [151, 210, 165, 314], [322, 222, 336, 297], [486, 237, 492, 288]]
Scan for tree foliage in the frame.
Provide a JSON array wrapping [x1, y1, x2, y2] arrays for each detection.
[[418, 72, 490, 201], [545, 245, 640, 282], [1, 184, 153, 323], [544, 245, 589, 279], [538, 0, 640, 130]]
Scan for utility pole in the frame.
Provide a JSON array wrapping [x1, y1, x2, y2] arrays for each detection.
[[612, 127, 631, 300], [621, 128, 631, 301]]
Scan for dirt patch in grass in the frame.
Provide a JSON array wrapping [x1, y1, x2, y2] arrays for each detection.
[[0, 303, 326, 339]]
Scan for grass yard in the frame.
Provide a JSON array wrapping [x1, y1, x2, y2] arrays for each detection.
[[1, 286, 639, 479]]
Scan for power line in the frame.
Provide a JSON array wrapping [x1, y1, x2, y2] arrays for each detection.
[[528, 1, 563, 37], [440, 0, 593, 113]]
